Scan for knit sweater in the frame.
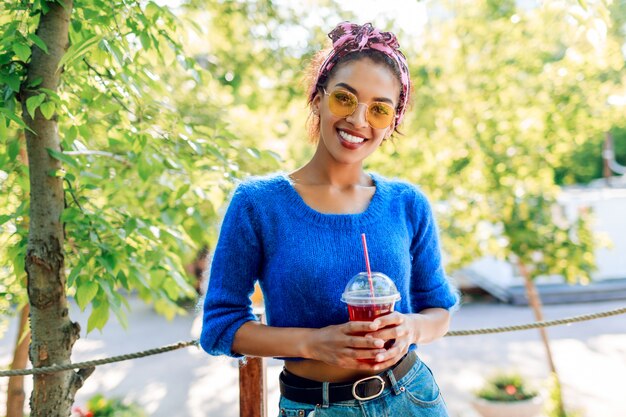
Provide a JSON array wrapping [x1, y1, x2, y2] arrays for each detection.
[[200, 173, 459, 359]]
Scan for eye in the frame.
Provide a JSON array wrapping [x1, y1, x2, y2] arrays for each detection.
[[371, 103, 392, 115], [334, 91, 356, 105]]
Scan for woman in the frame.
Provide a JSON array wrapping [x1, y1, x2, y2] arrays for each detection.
[[201, 22, 459, 416]]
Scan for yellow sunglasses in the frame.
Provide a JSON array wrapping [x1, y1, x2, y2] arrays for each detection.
[[323, 88, 396, 129]]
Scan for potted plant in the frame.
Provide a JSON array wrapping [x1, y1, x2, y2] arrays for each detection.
[[72, 394, 147, 417], [471, 373, 544, 417]]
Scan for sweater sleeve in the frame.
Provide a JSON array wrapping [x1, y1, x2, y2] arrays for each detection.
[[200, 183, 261, 357], [409, 189, 460, 312]]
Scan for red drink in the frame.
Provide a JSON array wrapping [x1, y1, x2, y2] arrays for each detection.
[[341, 272, 401, 364], [347, 303, 394, 322], [348, 303, 396, 363]]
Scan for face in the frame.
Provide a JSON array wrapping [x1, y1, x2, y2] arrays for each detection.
[[312, 58, 401, 166]]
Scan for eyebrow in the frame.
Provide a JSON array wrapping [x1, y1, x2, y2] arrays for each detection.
[[333, 82, 395, 106]]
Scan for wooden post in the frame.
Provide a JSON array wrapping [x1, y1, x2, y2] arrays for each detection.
[[239, 307, 267, 417]]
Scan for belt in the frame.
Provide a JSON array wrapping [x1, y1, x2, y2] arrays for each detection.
[[279, 351, 418, 404]]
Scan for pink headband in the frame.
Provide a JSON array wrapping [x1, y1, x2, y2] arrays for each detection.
[[309, 22, 411, 126]]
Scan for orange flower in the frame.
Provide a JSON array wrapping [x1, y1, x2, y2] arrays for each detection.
[[504, 384, 517, 396]]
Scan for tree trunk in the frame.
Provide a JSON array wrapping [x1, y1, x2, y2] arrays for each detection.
[[518, 260, 566, 416], [6, 304, 30, 417], [21, 1, 92, 416]]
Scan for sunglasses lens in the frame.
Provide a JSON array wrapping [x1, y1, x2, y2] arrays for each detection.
[[327, 89, 395, 129], [367, 102, 395, 129], [329, 90, 357, 117]]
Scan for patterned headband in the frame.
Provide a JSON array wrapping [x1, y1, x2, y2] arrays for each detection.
[[309, 22, 411, 126]]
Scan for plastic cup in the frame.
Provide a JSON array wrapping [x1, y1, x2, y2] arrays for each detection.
[[341, 272, 401, 362]]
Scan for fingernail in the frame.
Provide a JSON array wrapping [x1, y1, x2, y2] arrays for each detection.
[[369, 323, 378, 330], [375, 339, 384, 348], [376, 354, 384, 362]]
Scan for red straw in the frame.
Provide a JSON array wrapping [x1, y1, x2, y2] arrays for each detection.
[[361, 233, 375, 297]]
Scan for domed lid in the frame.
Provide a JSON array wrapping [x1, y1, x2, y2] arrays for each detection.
[[341, 272, 400, 305]]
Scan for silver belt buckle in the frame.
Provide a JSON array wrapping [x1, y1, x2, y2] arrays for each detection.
[[352, 375, 385, 401]]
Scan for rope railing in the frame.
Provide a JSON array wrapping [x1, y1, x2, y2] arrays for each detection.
[[1, 305, 624, 377]]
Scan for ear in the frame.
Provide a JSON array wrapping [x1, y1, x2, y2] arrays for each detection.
[[311, 92, 321, 116]]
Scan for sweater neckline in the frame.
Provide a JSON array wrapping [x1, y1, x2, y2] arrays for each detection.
[[277, 172, 385, 228]]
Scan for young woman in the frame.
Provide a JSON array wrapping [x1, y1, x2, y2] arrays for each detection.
[[201, 22, 459, 416]]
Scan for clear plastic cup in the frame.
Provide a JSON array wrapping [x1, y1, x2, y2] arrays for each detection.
[[341, 272, 401, 360]]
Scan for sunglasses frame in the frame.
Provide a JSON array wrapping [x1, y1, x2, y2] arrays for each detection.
[[322, 88, 396, 130]]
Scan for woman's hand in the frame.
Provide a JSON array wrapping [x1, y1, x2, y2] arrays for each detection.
[[364, 309, 451, 369], [360, 312, 419, 369], [301, 321, 390, 369]]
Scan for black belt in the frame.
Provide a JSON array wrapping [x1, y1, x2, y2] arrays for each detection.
[[279, 351, 418, 404]]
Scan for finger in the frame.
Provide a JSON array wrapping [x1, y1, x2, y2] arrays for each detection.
[[347, 347, 388, 360], [347, 335, 386, 349], [367, 326, 409, 341], [344, 321, 380, 334], [368, 312, 404, 331], [374, 345, 407, 364]]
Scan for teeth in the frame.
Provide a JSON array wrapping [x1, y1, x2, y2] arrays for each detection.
[[339, 130, 365, 144]]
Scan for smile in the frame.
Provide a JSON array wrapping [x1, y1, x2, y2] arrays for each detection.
[[338, 129, 367, 144]]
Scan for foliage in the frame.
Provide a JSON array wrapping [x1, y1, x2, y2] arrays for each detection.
[[364, 0, 625, 280], [1, 0, 624, 336], [475, 373, 538, 402], [0, 0, 287, 333], [555, 126, 626, 185], [72, 394, 147, 417]]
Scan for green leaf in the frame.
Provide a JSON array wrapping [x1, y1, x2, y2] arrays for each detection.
[[144, 2, 161, 21], [0, 73, 22, 92], [39, 88, 61, 101], [26, 93, 45, 119], [8, 139, 20, 161], [61, 207, 83, 222], [27, 77, 43, 88], [76, 281, 99, 310], [137, 154, 153, 181], [28, 34, 49, 54], [67, 266, 82, 288], [39, 101, 55, 119], [0, 108, 31, 132], [175, 184, 190, 200], [96, 252, 117, 276], [47, 148, 79, 168], [87, 300, 110, 332], [139, 32, 151, 50], [65, 125, 78, 142], [117, 271, 130, 290], [57, 35, 103, 70], [0, 115, 6, 139], [0, 214, 12, 226], [12, 43, 31, 61]]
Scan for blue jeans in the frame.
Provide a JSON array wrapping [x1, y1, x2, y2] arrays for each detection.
[[277, 357, 449, 417]]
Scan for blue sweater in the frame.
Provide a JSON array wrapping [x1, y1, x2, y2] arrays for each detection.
[[200, 173, 459, 358]]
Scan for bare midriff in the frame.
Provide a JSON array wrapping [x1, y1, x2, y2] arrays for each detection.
[[284, 359, 392, 383]]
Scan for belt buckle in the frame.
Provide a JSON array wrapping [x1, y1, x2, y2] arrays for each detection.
[[352, 375, 385, 401]]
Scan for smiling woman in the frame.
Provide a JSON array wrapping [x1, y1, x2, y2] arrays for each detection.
[[200, 21, 459, 417]]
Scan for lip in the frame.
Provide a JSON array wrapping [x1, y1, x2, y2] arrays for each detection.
[[336, 128, 368, 150]]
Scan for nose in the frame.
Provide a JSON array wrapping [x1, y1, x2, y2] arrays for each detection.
[[345, 103, 368, 128]]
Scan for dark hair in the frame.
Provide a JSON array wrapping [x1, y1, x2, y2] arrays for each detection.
[[304, 48, 408, 141]]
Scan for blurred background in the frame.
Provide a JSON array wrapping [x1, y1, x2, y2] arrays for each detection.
[[1, 0, 625, 416]]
